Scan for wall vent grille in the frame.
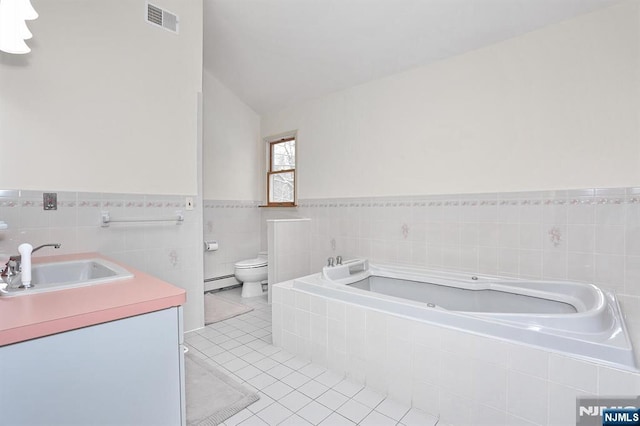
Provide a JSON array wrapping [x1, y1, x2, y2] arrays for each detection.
[[146, 2, 179, 34]]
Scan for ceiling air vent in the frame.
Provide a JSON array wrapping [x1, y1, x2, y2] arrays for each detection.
[[146, 2, 179, 34]]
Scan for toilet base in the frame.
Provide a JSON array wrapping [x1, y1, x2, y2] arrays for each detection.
[[241, 281, 264, 298]]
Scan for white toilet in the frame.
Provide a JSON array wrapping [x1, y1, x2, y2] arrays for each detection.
[[234, 252, 268, 298]]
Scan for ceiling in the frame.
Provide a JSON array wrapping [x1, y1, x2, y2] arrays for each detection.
[[203, 0, 623, 115]]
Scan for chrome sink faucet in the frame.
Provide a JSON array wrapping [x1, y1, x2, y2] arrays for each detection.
[[1, 243, 61, 287], [30, 243, 62, 255]]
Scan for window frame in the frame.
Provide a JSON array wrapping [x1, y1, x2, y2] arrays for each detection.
[[266, 136, 296, 207]]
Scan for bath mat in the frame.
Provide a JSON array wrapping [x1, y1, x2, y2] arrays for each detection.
[[204, 293, 253, 325], [185, 352, 259, 425]]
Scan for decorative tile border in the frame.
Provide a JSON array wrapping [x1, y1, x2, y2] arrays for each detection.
[[203, 200, 260, 209], [4, 188, 635, 210], [296, 187, 640, 208], [0, 192, 189, 209]]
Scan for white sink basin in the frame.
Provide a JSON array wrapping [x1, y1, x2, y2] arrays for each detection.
[[1, 258, 133, 296]]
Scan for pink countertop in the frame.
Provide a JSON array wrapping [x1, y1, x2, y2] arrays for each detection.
[[0, 253, 186, 346]]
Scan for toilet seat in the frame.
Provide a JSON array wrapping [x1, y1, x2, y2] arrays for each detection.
[[234, 258, 267, 269]]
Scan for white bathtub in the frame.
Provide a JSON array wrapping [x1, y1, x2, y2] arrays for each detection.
[[292, 259, 636, 371]]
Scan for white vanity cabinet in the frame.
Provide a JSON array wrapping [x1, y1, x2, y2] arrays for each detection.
[[0, 307, 185, 426]]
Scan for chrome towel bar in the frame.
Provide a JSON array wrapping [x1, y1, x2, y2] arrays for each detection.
[[101, 211, 184, 227]]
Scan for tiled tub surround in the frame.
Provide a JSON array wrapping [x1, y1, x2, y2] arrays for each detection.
[[0, 189, 203, 331], [294, 264, 635, 371], [272, 282, 640, 426], [203, 200, 261, 285], [292, 189, 640, 286], [262, 188, 640, 352]]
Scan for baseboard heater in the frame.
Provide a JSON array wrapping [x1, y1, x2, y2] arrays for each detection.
[[204, 274, 239, 292]]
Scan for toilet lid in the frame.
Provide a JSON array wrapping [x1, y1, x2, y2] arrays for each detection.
[[235, 258, 268, 268]]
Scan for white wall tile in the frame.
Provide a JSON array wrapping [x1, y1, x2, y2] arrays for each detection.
[[520, 224, 543, 249], [327, 300, 346, 322], [328, 319, 346, 353], [519, 249, 542, 278], [282, 306, 296, 334], [364, 359, 389, 393], [595, 225, 625, 255], [498, 248, 519, 276], [310, 313, 328, 346], [411, 380, 439, 416], [507, 370, 549, 425], [295, 291, 310, 311], [473, 360, 508, 411], [625, 256, 640, 295], [498, 203, 520, 224], [567, 203, 595, 225], [439, 391, 473, 426], [548, 354, 598, 393], [543, 202, 567, 226], [598, 366, 640, 395], [594, 254, 625, 292], [296, 309, 311, 340], [365, 310, 387, 339], [310, 295, 327, 316], [567, 251, 594, 283], [412, 344, 440, 386], [440, 352, 473, 399], [282, 331, 297, 354], [477, 223, 500, 247], [505, 414, 539, 426], [411, 322, 441, 349], [596, 203, 626, 226], [547, 382, 587, 426], [473, 334, 508, 366], [542, 250, 567, 280], [568, 224, 595, 253], [386, 315, 413, 342], [625, 226, 640, 256], [387, 372, 413, 407], [327, 349, 348, 376], [472, 403, 507, 426], [440, 327, 472, 354], [387, 337, 412, 371], [346, 354, 367, 384], [508, 343, 549, 379], [346, 324, 367, 359], [499, 224, 520, 248]]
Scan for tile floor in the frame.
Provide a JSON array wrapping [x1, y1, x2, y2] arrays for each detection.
[[185, 287, 440, 426]]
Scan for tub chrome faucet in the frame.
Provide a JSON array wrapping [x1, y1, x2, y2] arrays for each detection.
[[336, 256, 342, 265], [1, 243, 61, 287], [327, 257, 335, 267]]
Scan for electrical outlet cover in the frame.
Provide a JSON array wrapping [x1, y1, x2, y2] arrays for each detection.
[[43, 193, 57, 210]]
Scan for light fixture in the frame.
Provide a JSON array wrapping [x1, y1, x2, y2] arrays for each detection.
[[0, 0, 38, 54]]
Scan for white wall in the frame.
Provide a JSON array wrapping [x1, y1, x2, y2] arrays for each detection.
[[261, 1, 640, 199], [203, 71, 261, 200], [0, 0, 203, 195]]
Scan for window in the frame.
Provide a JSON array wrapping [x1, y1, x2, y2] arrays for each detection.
[[267, 136, 296, 206]]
